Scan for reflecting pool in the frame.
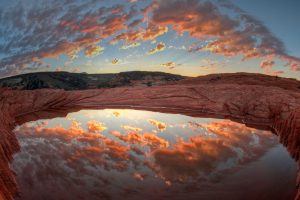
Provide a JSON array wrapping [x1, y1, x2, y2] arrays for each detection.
[[12, 109, 297, 200]]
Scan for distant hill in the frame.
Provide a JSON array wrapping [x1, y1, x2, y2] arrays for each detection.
[[181, 72, 300, 91], [0, 71, 186, 90]]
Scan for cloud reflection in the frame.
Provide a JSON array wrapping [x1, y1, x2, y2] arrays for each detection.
[[147, 119, 166, 131], [11, 111, 289, 200], [152, 120, 277, 182]]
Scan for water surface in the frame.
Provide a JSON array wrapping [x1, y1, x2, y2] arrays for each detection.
[[12, 109, 297, 200]]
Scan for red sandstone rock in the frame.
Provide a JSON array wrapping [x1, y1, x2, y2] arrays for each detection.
[[0, 73, 299, 199]]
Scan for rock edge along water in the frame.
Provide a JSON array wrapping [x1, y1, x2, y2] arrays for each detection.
[[0, 73, 299, 200]]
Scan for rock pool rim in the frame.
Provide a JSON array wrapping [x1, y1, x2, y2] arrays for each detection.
[[0, 72, 299, 200]]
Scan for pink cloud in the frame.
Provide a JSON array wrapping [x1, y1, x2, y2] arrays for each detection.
[[145, 0, 300, 72]]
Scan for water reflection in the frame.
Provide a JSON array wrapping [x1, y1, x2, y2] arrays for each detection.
[[12, 109, 297, 200]]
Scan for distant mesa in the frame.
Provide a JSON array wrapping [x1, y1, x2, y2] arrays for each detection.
[[0, 71, 299, 91], [0, 71, 185, 90]]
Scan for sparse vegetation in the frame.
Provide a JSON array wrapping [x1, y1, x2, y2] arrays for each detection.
[[0, 71, 185, 90]]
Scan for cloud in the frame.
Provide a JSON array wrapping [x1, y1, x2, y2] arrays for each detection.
[[12, 119, 140, 200], [12, 117, 280, 199], [0, 1, 132, 76], [149, 0, 237, 37], [15, 119, 135, 169], [142, 25, 168, 41], [128, 19, 143, 28], [160, 62, 181, 69], [0, 0, 299, 77], [112, 131, 144, 145], [112, 111, 121, 117], [148, 42, 166, 55], [199, 59, 225, 69], [112, 131, 169, 150], [260, 57, 281, 75], [112, 24, 168, 44], [111, 58, 120, 65], [132, 172, 146, 181], [121, 125, 143, 132], [146, 0, 300, 71], [84, 46, 104, 58], [260, 59, 275, 69], [148, 119, 167, 131], [151, 120, 277, 182], [289, 61, 300, 71], [120, 42, 141, 50], [87, 120, 107, 133], [143, 133, 169, 150]]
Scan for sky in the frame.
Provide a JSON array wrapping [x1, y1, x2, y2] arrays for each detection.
[[0, 0, 299, 79]]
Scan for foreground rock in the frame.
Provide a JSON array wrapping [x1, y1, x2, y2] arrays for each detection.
[[0, 73, 299, 200]]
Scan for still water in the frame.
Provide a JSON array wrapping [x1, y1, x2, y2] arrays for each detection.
[[12, 109, 297, 200]]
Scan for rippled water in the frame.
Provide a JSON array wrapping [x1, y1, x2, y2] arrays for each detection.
[[12, 109, 297, 200]]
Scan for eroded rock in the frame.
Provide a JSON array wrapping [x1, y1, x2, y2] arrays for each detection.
[[0, 73, 299, 199]]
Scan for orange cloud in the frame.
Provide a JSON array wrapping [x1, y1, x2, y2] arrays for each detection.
[[147, 0, 300, 71], [132, 172, 146, 181], [112, 131, 169, 150], [142, 25, 168, 41], [112, 111, 121, 117], [120, 42, 141, 50], [148, 42, 166, 55], [112, 131, 144, 144], [15, 119, 131, 171], [111, 58, 120, 64], [260, 59, 274, 70], [143, 133, 169, 149], [87, 120, 107, 133], [84, 46, 104, 57], [12, 117, 280, 199], [260, 58, 275, 75], [148, 119, 167, 131], [121, 125, 143, 132], [160, 62, 177, 69], [151, 120, 276, 182], [0, 3, 132, 76], [288, 59, 300, 71], [45, 12, 128, 61], [112, 24, 168, 44]]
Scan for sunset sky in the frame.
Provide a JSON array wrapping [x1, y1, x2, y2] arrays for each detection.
[[0, 0, 299, 79]]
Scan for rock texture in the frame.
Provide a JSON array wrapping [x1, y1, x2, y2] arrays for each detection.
[[0, 73, 299, 200], [273, 108, 300, 200]]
